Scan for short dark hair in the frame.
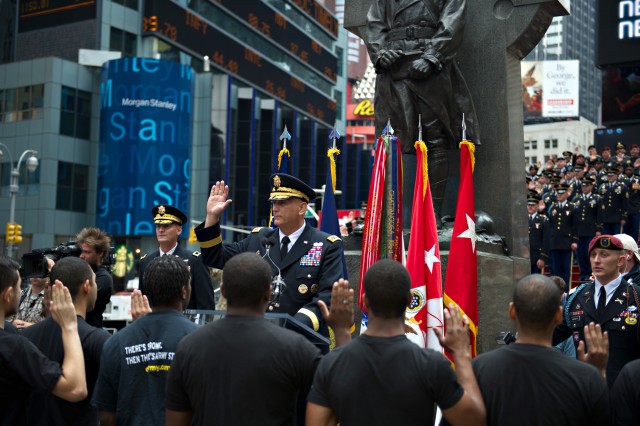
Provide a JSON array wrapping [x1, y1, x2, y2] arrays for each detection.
[[0, 255, 20, 293], [144, 256, 191, 307], [548, 275, 566, 293], [49, 257, 93, 299], [76, 227, 111, 260], [222, 253, 272, 308], [364, 259, 410, 319], [513, 274, 563, 330]]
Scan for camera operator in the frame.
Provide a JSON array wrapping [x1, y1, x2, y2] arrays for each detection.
[[8, 256, 55, 329], [76, 228, 113, 328]]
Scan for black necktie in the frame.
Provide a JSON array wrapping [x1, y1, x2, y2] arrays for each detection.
[[529, 215, 533, 225], [597, 287, 606, 317], [280, 236, 290, 259]]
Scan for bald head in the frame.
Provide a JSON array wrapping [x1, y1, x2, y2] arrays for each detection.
[[512, 274, 563, 331]]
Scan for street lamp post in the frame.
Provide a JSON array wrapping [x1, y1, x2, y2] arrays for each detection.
[[0, 143, 39, 258]]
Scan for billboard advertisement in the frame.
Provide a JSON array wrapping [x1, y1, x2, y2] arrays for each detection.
[[522, 60, 580, 120], [602, 64, 640, 125], [98, 58, 195, 236], [597, 0, 640, 67]]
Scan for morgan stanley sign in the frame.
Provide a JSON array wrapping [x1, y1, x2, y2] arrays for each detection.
[[98, 58, 195, 236]]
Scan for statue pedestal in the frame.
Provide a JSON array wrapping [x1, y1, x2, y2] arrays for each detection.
[[343, 233, 528, 353]]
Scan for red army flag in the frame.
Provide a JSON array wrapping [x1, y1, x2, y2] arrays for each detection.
[[444, 140, 478, 357], [405, 140, 444, 350]]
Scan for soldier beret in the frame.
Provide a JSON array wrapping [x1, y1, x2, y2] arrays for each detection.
[[588, 235, 624, 254]]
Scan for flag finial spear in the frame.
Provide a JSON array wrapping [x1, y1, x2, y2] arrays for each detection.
[[329, 123, 341, 149], [279, 125, 291, 150], [382, 118, 394, 137], [461, 114, 467, 141], [418, 114, 423, 142]]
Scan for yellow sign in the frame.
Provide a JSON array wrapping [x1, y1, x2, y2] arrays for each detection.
[[353, 100, 374, 117]]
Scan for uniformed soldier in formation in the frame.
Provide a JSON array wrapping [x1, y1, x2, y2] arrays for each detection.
[[602, 146, 616, 169], [554, 235, 640, 387], [546, 183, 578, 287], [624, 169, 640, 241], [572, 177, 603, 281], [599, 167, 628, 235], [139, 205, 216, 310], [196, 173, 344, 344], [527, 194, 549, 274], [615, 142, 630, 166]]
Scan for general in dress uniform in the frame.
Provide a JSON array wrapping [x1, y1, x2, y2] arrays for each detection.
[[196, 173, 344, 340]]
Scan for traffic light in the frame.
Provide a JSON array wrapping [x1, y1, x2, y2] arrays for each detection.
[[188, 226, 197, 244], [6, 223, 15, 243], [13, 224, 22, 244]]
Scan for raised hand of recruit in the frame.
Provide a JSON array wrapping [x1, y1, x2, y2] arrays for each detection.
[[320, 279, 354, 346], [577, 322, 609, 380], [130, 290, 151, 321], [205, 181, 233, 227], [434, 304, 471, 358], [48, 280, 78, 331]]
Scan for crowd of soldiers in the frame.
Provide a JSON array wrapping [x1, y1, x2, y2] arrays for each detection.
[[527, 143, 640, 287]]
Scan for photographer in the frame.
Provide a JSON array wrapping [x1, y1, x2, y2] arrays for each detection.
[[9, 256, 55, 329], [76, 228, 113, 328]]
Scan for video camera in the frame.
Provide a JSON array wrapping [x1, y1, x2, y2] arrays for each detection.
[[20, 242, 83, 279], [21, 241, 115, 279]]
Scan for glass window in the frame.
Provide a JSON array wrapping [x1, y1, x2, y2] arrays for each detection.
[[531, 141, 537, 149], [110, 27, 137, 57], [112, 0, 139, 10], [60, 86, 92, 139], [56, 162, 88, 212]]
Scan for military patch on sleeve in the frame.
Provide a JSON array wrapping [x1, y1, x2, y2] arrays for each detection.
[[192, 251, 201, 257], [252, 227, 263, 233], [327, 235, 341, 243], [140, 253, 147, 260]]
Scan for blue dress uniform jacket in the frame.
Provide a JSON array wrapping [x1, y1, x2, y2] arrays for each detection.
[[195, 223, 344, 338], [599, 181, 628, 225], [528, 213, 549, 268], [546, 202, 578, 250], [572, 192, 603, 237], [555, 280, 640, 387], [139, 245, 215, 310]]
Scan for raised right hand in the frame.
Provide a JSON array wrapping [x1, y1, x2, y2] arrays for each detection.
[[49, 280, 78, 331], [206, 181, 233, 226]]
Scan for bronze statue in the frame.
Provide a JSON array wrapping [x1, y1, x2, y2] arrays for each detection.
[[365, 0, 479, 221]]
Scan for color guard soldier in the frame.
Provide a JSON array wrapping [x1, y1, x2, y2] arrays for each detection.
[[196, 174, 344, 344], [527, 194, 549, 274], [554, 235, 640, 387], [599, 167, 628, 235], [546, 183, 578, 287], [573, 177, 603, 281], [139, 205, 216, 310]]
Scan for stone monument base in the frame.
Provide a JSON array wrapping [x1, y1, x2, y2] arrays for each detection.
[[343, 233, 529, 353]]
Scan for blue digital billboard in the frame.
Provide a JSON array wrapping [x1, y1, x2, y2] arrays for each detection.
[[98, 58, 194, 236]]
